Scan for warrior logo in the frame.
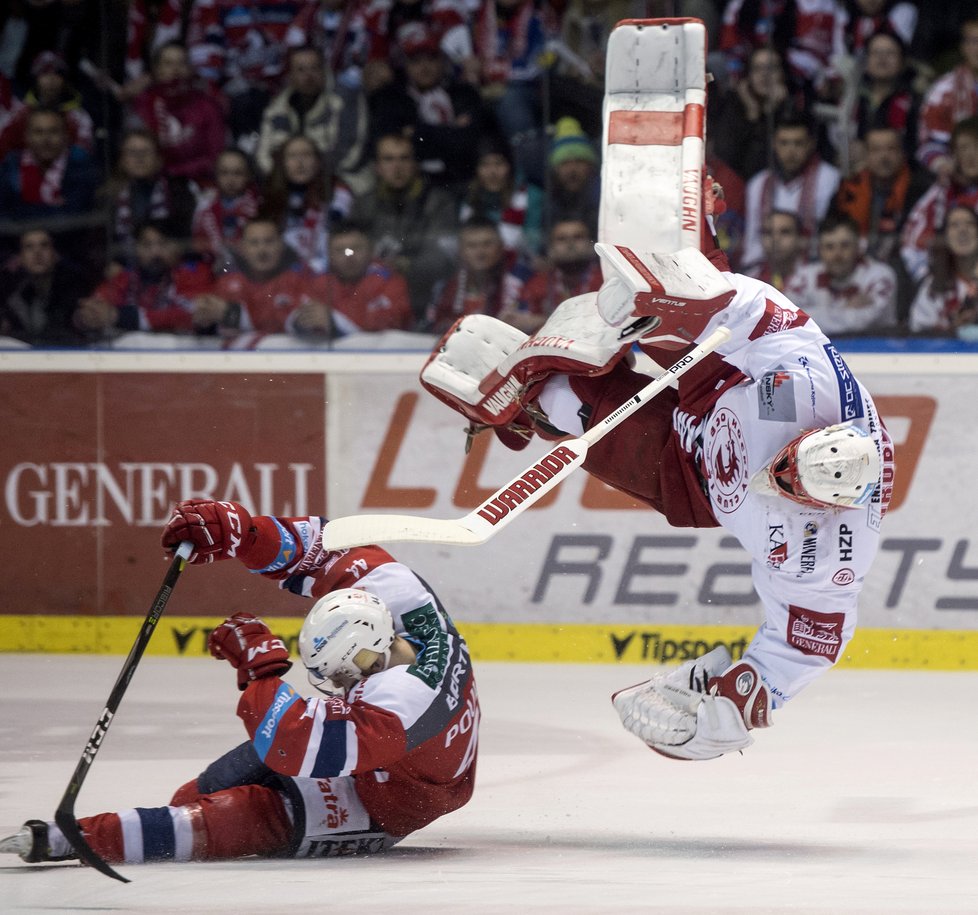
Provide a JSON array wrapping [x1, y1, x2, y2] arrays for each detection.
[[705, 407, 749, 514]]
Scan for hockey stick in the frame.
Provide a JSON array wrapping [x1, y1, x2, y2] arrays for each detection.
[[53, 540, 193, 883], [323, 325, 731, 549]]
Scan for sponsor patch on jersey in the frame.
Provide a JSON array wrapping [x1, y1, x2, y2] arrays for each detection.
[[704, 407, 749, 514], [748, 298, 809, 339], [766, 523, 787, 568], [837, 523, 855, 563], [824, 344, 864, 420], [832, 568, 856, 586], [799, 522, 818, 575], [253, 682, 301, 762], [786, 606, 845, 662], [757, 369, 796, 422]]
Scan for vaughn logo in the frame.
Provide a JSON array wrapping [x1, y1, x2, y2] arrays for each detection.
[[480, 376, 523, 418], [476, 444, 580, 525]]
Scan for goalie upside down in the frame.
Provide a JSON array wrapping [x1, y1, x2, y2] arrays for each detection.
[[421, 229, 895, 761]]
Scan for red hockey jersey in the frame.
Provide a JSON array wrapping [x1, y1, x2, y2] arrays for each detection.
[[235, 515, 479, 837]]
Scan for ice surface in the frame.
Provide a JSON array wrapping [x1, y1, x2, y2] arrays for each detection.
[[2, 654, 977, 913]]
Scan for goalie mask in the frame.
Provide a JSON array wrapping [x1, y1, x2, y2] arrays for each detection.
[[299, 588, 395, 692], [751, 422, 881, 509], [594, 243, 736, 350]]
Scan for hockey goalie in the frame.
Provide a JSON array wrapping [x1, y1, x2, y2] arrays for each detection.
[[420, 19, 895, 761]]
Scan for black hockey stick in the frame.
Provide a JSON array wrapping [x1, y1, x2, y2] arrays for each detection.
[[54, 541, 193, 883]]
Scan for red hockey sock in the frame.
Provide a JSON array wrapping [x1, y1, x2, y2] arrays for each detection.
[[78, 785, 293, 863]]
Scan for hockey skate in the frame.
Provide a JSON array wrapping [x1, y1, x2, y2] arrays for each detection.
[[0, 820, 77, 863]]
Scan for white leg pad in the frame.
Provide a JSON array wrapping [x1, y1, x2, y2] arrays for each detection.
[[599, 18, 707, 253]]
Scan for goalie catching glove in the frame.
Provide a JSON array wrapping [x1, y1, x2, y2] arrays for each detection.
[[612, 646, 772, 761], [208, 612, 292, 690]]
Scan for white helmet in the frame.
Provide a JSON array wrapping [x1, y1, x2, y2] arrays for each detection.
[[298, 588, 395, 692], [752, 422, 881, 509]]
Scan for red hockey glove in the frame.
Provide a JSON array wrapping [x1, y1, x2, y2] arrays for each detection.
[[208, 612, 292, 690], [161, 500, 257, 564]]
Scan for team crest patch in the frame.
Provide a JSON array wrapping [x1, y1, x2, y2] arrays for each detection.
[[705, 407, 749, 514], [786, 606, 845, 662]]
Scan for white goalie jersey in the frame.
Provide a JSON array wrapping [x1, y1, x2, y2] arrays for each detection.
[[693, 272, 893, 704], [541, 268, 894, 707]]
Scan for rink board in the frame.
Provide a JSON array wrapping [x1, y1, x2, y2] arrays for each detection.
[[0, 349, 976, 667], [1, 615, 977, 670]]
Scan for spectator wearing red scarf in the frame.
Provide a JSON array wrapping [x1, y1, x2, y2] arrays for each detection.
[[128, 41, 229, 184]]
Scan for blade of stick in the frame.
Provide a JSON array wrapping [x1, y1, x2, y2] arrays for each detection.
[[54, 541, 193, 882], [323, 437, 591, 548], [323, 326, 730, 549]]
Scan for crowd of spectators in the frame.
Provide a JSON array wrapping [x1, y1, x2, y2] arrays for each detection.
[[1, 0, 977, 349]]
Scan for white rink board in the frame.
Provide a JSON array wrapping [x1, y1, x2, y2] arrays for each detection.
[[325, 364, 972, 630], [2, 655, 977, 913], [0, 348, 973, 633]]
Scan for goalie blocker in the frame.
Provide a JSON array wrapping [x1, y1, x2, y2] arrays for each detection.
[[420, 245, 735, 449]]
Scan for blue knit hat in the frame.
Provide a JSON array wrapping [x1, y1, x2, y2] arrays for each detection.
[[549, 117, 598, 168]]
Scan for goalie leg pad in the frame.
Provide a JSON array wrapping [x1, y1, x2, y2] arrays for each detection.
[[600, 19, 708, 254]]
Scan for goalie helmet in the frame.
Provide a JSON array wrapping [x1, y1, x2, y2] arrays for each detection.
[[298, 588, 395, 692], [751, 422, 881, 509]]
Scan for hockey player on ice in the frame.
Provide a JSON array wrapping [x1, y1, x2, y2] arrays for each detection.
[[2, 501, 479, 865], [420, 181, 895, 762]]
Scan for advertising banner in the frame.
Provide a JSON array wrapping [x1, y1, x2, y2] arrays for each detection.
[[1, 354, 975, 667], [0, 372, 326, 619]]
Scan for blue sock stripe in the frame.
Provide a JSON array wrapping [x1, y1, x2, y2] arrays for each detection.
[[136, 807, 176, 861], [311, 717, 349, 777]]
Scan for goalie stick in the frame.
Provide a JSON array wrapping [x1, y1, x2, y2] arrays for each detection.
[[53, 540, 193, 883], [322, 325, 730, 549]]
